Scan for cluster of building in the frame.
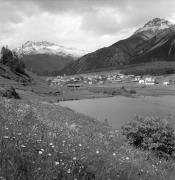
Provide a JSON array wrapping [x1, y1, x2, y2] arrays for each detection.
[[47, 73, 138, 87], [138, 77, 175, 86], [47, 73, 175, 88], [138, 77, 156, 85]]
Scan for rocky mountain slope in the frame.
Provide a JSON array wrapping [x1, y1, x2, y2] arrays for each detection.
[[134, 18, 173, 35], [13, 41, 89, 76], [60, 18, 175, 75]]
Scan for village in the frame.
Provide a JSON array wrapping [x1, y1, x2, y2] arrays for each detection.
[[47, 72, 175, 89]]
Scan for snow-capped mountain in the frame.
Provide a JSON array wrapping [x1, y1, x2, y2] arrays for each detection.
[[14, 41, 89, 58], [134, 18, 174, 35]]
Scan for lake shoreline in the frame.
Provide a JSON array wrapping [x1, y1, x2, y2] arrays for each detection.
[[58, 95, 175, 129], [57, 84, 175, 102]]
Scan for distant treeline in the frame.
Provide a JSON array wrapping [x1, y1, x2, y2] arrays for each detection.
[[121, 61, 175, 76]]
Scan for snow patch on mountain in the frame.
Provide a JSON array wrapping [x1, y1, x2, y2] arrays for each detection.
[[134, 18, 174, 35], [14, 41, 89, 58]]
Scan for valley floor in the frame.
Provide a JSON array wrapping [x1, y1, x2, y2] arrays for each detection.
[[56, 79, 175, 102]]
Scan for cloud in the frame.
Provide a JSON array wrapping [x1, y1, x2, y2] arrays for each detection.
[[0, 0, 175, 51], [81, 7, 123, 35]]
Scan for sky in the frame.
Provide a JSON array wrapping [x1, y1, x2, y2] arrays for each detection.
[[0, 0, 175, 51]]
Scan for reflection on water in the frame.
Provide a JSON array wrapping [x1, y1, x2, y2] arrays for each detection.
[[59, 96, 175, 129]]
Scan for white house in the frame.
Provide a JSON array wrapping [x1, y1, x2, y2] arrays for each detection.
[[139, 77, 155, 85], [163, 81, 170, 85], [139, 79, 145, 84]]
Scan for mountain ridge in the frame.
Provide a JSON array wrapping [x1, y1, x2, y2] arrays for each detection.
[[60, 18, 175, 75], [13, 41, 90, 76], [14, 40, 89, 58]]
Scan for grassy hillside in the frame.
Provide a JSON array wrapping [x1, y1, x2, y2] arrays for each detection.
[[1, 98, 175, 180]]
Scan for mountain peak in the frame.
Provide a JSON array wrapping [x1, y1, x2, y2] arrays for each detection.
[[144, 18, 173, 27], [14, 41, 89, 58], [134, 18, 174, 35]]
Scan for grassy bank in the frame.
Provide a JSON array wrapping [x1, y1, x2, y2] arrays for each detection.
[[0, 97, 175, 180]]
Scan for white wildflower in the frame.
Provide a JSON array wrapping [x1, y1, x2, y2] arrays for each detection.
[[67, 169, 71, 174], [112, 152, 116, 156], [38, 151, 43, 155], [73, 157, 77, 161], [3, 136, 9, 139], [126, 157, 129, 160], [55, 161, 59, 165], [96, 150, 99, 154]]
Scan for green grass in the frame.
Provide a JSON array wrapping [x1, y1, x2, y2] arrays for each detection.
[[0, 97, 175, 179]]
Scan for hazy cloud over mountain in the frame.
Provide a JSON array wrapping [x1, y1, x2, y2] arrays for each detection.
[[0, 0, 175, 51]]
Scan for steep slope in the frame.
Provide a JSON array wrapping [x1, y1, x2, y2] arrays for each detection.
[[61, 18, 175, 75], [14, 41, 89, 75]]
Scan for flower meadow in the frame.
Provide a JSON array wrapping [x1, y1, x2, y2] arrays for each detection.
[[0, 97, 175, 180]]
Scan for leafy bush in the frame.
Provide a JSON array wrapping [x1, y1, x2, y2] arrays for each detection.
[[122, 116, 175, 159], [1, 86, 20, 99]]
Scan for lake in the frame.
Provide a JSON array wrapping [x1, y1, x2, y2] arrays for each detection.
[[59, 95, 175, 129]]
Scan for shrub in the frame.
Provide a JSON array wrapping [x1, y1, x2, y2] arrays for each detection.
[[0, 86, 20, 99], [122, 116, 175, 159], [129, 89, 136, 94]]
